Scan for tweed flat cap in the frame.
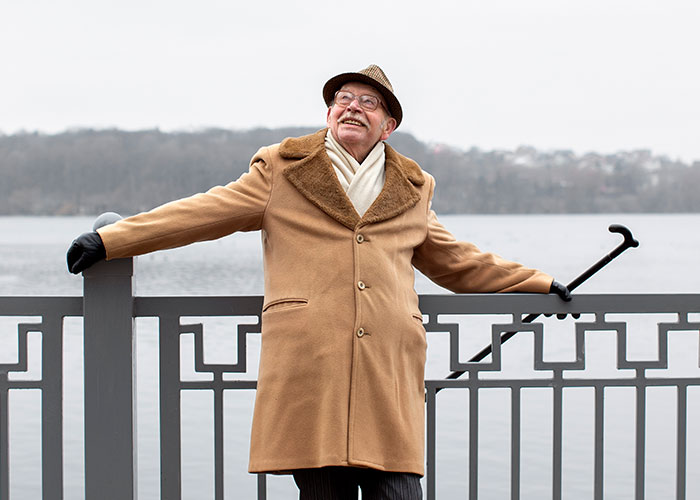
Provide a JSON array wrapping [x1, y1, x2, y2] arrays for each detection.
[[323, 64, 403, 128]]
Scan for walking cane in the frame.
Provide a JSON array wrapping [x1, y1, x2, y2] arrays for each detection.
[[442, 224, 639, 383]]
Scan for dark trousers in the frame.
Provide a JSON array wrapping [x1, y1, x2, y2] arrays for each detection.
[[292, 466, 423, 500]]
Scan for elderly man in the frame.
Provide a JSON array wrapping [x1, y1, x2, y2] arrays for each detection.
[[68, 64, 570, 500]]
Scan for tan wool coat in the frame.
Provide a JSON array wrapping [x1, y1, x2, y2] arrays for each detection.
[[97, 128, 553, 476]]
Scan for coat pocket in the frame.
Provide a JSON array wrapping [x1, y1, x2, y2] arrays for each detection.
[[262, 297, 309, 313], [411, 313, 425, 324]]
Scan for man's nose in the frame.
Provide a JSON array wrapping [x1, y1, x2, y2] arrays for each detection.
[[346, 97, 363, 112]]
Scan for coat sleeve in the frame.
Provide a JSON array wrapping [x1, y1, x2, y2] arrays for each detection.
[[97, 148, 273, 260], [411, 175, 553, 294]]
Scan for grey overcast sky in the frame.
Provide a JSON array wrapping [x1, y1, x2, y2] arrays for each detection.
[[3, 0, 699, 162]]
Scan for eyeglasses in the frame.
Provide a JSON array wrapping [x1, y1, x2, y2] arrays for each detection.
[[333, 90, 385, 112]]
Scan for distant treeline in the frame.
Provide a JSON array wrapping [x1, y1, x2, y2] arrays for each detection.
[[1, 127, 698, 215]]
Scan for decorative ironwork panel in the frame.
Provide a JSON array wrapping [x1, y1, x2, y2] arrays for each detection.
[[3, 289, 700, 500], [134, 296, 263, 500], [421, 294, 700, 500], [0, 297, 81, 500]]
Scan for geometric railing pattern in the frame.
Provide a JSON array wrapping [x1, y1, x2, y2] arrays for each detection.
[[420, 294, 700, 500], [135, 295, 263, 500], [0, 297, 82, 500], [1, 259, 698, 500]]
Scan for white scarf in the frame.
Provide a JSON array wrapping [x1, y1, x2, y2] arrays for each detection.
[[325, 130, 385, 217]]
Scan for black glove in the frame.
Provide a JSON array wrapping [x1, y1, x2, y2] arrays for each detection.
[[548, 280, 579, 319], [67, 231, 106, 274], [549, 280, 572, 302]]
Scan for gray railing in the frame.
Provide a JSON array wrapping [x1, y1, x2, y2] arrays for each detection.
[[1, 256, 699, 499]]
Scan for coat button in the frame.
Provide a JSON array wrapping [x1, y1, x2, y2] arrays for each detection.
[[356, 328, 365, 338], [356, 234, 365, 243], [357, 281, 366, 290]]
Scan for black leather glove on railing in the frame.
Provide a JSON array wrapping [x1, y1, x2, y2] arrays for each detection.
[[549, 280, 579, 318], [67, 231, 106, 274], [549, 280, 572, 302]]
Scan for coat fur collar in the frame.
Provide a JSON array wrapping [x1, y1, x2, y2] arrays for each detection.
[[279, 129, 425, 230]]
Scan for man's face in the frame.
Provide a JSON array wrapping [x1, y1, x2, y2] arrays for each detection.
[[326, 81, 397, 163]]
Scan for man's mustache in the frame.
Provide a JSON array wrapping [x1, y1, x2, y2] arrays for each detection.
[[339, 113, 368, 128]]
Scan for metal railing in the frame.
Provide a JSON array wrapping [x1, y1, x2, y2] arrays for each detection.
[[1, 256, 699, 499]]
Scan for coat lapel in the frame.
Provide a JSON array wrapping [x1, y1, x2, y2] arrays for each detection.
[[281, 130, 361, 230], [280, 129, 426, 230]]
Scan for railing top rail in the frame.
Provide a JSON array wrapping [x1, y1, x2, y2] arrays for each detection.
[[0, 296, 82, 316], [133, 295, 263, 316], [2, 294, 697, 318], [418, 293, 700, 315], [125, 293, 700, 317]]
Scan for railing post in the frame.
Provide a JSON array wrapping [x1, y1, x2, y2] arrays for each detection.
[[82, 214, 136, 500]]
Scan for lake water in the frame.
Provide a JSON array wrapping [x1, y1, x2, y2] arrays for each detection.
[[1, 214, 699, 499]]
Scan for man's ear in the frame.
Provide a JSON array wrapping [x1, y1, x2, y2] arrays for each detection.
[[326, 106, 333, 126], [380, 117, 397, 141]]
